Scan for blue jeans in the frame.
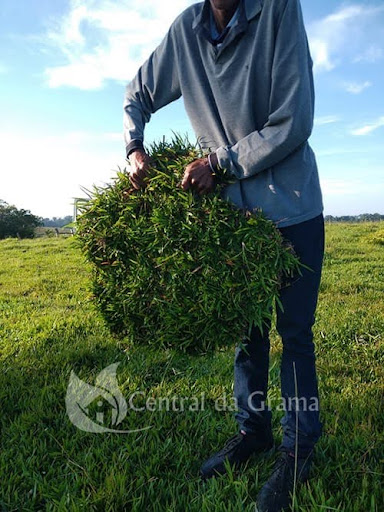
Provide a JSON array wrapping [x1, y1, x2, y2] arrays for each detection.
[[234, 213, 324, 457]]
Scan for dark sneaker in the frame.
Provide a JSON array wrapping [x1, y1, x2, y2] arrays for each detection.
[[200, 431, 274, 480], [255, 450, 313, 512]]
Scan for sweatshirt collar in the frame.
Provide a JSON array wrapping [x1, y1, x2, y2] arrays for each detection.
[[244, 0, 263, 21], [192, 0, 262, 31], [210, 3, 240, 43]]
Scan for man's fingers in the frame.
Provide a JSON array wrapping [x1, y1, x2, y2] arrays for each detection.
[[195, 176, 210, 193], [199, 182, 214, 195], [129, 179, 140, 190], [182, 169, 203, 188], [197, 173, 216, 193], [133, 168, 146, 180], [181, 172, 191, 190], [129, 167, 149, 189], [181, 159, 215, 192], [130, 174, 143, 189]]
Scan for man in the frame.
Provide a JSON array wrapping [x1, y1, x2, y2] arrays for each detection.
[[124, 0, 324, 510]]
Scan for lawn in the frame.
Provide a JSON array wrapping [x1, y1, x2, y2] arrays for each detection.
[[0, 223, 383, 511]]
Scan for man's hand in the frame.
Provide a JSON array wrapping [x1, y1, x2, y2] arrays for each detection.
[[181, 157, 216, 195], [128, 149, 152, 190]]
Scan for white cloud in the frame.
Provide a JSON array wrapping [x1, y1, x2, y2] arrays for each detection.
[[307, 5, 384, 73], [41, 2, 384, 86], [309, 39, 334, 72], [316, 147, 372, 157], [44, 0, 196, 90], [314, 115, 340, 126], [0, 63, 7, 74], [0, 131, 127, 217], [350, 117, 384, 136], [50, 131, 123, 144], [343, 81, 372, 94], [353, 45, 384, 63]]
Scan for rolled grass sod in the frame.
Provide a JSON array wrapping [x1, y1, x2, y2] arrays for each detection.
[[75, 137, 301, 353]]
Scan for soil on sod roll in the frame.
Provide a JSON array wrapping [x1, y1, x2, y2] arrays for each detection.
[[75, 137, 302, 353]]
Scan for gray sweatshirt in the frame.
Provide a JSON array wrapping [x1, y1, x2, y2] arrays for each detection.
[[123, 0, 324, 228]]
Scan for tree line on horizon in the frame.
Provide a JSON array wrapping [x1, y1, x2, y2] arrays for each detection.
[[324, 213, 384, 223], [42, 216, 73, 228]]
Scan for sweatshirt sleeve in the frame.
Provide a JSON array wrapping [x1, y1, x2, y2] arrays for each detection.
[[123, 23, 182, 157], [215, 0, 315, 179]]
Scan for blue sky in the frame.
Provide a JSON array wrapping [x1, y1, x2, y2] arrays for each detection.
[[0, 0, 383, 218]]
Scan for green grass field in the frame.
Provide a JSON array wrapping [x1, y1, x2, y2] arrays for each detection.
[[0, 223, 383, 511]]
